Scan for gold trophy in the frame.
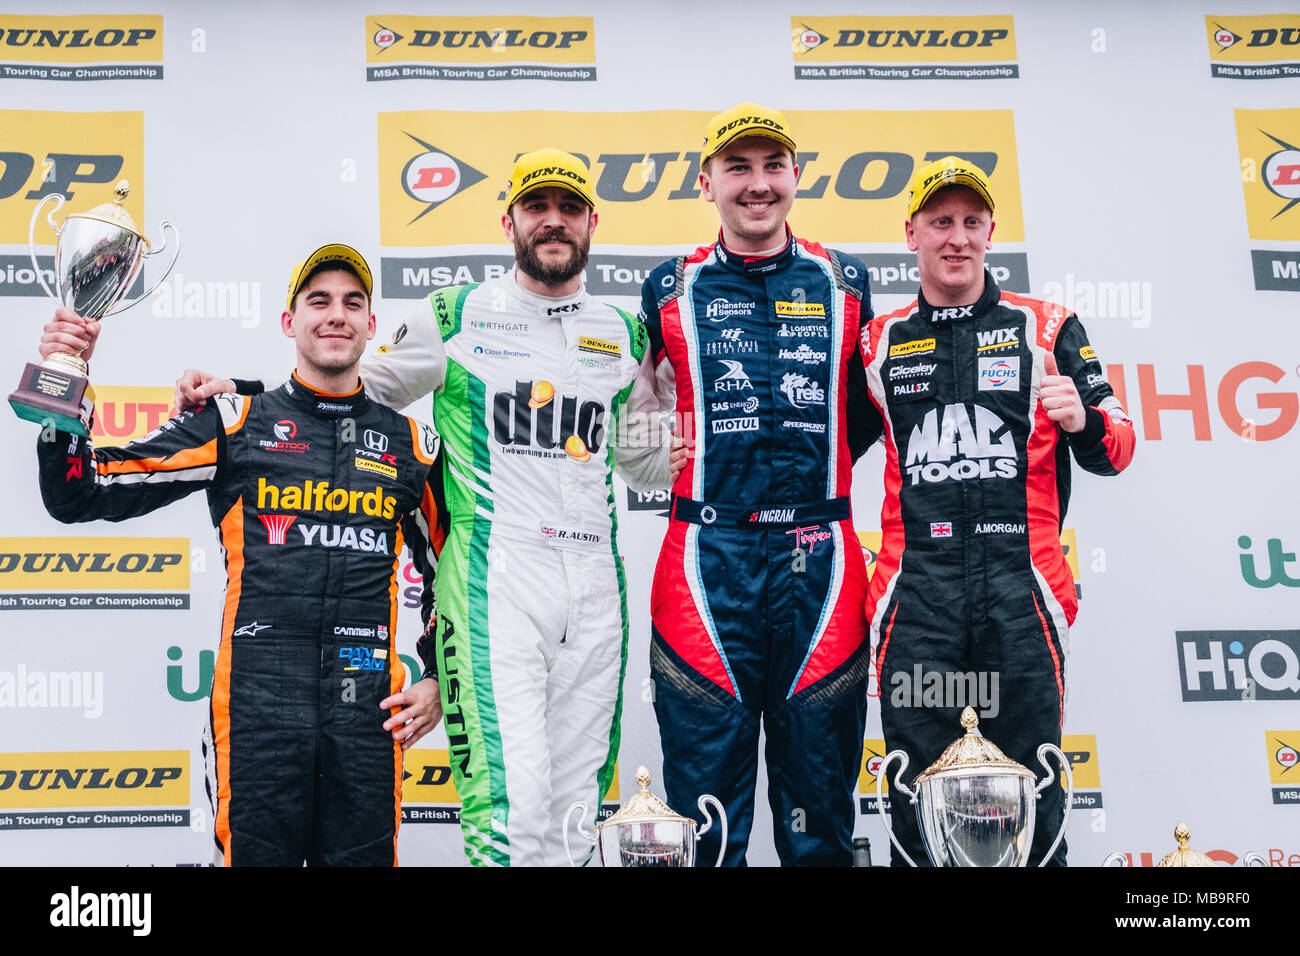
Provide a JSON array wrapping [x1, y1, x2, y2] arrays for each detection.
[[1102, 824, 1268, 867], [9, 180, 179, 435]]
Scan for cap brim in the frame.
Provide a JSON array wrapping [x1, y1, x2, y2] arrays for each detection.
[[509, 179, 595, 208], [910, 173, 995, 217], [703, 129, 798, 163]]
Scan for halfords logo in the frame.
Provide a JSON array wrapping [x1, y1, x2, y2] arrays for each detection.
[[377, 109, 1025, 246], [364, 15, 596, 82], [1206, 15, 1300, 77], [0, 15, 163, 78], [256, 479, 397, 519], [791, 15, 1018, 80], [0, 751, 187, 808], [1177, 630, 1300, 701], [0, 538, 187, 590], [904, 404, 1017, 485]]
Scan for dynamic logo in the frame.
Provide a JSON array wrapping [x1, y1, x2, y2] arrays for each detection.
[[0, 15, 163, 81], [1205, 15, 1300, 78], [1177, 630, 1300, 702], [791, 15, 1018, 81], [977, 356, 1019, 391], [364, 15, 596, 82]]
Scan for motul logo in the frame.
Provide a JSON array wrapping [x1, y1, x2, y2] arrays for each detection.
[[904, 404, 1017, 485]]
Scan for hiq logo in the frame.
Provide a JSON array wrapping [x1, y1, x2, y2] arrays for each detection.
[[1177, 630, 1300, 701]]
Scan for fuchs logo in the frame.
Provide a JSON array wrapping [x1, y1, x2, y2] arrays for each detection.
[[978, 356, 1019, 391], [778, 345, 828, 364], [493, 380, 606, 456], [258, 514, 296, 545], [1261, 130, 1300, 219], [975, 327, 1020, 352], [905, 404, 1017, 485], [704, 297, 755, 321], [714, 359, 753, 392], [1177, 630, 1300, 701], [401, 133, 487, 221], [363, 429, 389, 453], [372, 22, 403, 51], [779, 372, 826, 409]]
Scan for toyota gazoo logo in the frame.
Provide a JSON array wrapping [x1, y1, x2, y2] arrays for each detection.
[[1261, 130, 1300, 220], [401, 133, 487, 223], [273, 420, 297, 441], [1213, 24, 1242, 51], [373, 22, 403, 51], [363, 429, 389, 453], [793, 23, 829, 53]]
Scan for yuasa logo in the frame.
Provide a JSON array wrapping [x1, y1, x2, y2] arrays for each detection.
[[904, 404, 1017, 485], [401, 134, 486, 220], [1177, 630, 1300, 701]]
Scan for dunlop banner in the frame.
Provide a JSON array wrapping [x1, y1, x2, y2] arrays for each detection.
[[0, 750, 188, 814], [0, 536, 190, 610], [0, 109, 145, 246], [791, 15, 1018, 80], [1236, 109, 1300, 291], [0, 14, 163, 80], [365, 15, 595, 81], [1206, 14, 1300, 78]]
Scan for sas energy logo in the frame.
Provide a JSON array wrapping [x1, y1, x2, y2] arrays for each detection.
[[791, 15, 1017, 80], [0, 750, 190, 829], [1236, 109, 1300, 290], [1206, 14, 1300, 78], [1177, 630, 1300, 702], [1267, 731, 1300, 805], [0, 15, 163, 81], [365, 15, 596, 82]]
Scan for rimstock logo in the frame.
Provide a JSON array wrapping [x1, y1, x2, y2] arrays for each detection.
[[0, 15, 163, 80], [0, 537, 190, 610], [791, 15, 1018, 80], [0, 109, 144, 256], [0, 751, 190, 829], [1177, 630, 1300, 702], [1206, 14, 1300, 78], [1235, 109, 1300, 290], [364, 15, 596, 81], [1267, 731, 1300, 804]]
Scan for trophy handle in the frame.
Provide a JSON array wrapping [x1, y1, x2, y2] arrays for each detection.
[[875, 749, 920, 868], [695, 794, 728, 867], [1243, 851, 1268, 867], [107, 220, 181, 316], [1102, 852, 1130, 867], [1034, 743, 1074, 868], [563, 800, 596, 867], [27, 193, 66, 302]]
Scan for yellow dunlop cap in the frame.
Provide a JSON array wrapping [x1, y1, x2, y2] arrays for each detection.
[[700, 102, 797, 163], [503, 148, 595, 210], [906, 156, 995, 219], [286, 243, 373, 310]]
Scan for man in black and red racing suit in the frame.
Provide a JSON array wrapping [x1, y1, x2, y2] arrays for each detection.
[[33, 244, 446, 865], [861, 157, 1136, 866]]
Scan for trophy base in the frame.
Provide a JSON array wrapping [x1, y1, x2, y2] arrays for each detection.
[[9, 361, 90, 436]]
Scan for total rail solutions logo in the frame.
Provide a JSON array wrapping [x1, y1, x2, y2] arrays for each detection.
[[791, 15, 1017, 80], [0, 537, 190, 611], [365, 15, 595, 82], [0, 750, 190, 829], [1206, 14, 1300, 79], [1267, 730, 1299, 805], [0, 14, 162, 81], [1236, 109, 1300, 291]]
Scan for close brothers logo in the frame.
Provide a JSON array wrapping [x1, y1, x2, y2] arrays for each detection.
[[790, 15, 1018, 80], [0, 537, 190, 610], [364, 15, 596, 82], [1235, 108, 1300, 291], [0, 14, 163, 81], [1266, 731, 1300, 805], [1205, 14, 1300, 79], [0, 750, 190, 830]]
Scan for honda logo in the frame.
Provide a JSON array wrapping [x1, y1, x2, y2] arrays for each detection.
[[363, 429, 389, 453]]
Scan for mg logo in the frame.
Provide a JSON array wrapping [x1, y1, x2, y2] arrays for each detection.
[[363, 429, 389, 453]]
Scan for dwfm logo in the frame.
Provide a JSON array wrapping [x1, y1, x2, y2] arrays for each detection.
[[1206, 14, 1300, 78], [791, 15, 1018, 80], [378, 109, 1024, 246], [364, 15, 595, 82], [0, 15, 163, 80]]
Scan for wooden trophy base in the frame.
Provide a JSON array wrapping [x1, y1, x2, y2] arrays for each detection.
[[8, 361, 90, 436]]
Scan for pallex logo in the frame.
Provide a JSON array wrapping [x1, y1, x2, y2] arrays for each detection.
[[88, 387, 177, 448], [0, 751, 187, 809], [1060, 734, 1102, 809], [0, 15, 163, 80], [790, 15, 1018, 80], [0, 109, 143, 248], [1205, 15, 1300, 78], [364, 15, 596, 82], [856, 739, 891, 812], [1177, 630, 1300, 702], [1267, 731, 1300, 805], [378, 109, 1024, 247]]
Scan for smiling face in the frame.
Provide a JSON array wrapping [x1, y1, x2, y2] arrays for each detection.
[[281, 267, 375, 382], [699, 136, 798, 253], [905, 186, 996, 306], [503, 185, 596, 291]]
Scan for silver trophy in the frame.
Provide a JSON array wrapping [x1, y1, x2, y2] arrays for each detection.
[[9, 180, 179, 435], [564, 766, 727, 867], [875, 707, 1073, 867], [1103, 824, 1268, 867]]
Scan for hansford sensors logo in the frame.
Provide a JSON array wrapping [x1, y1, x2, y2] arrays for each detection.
[[0, 15, 163, 81], [0, 537, 190, 610], [1205, 14, 1300, 78], [364, 15, 596, 82], [1177, 630, 1300, 702], [0, 751, 190, 829], [790, 15, 1018, 80]]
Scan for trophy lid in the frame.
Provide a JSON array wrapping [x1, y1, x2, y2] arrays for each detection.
[[1155, 824, 1217, 868], [596, 766, 694, 829], [912, 707, 1035, 785], [67, 181, 146, 241]]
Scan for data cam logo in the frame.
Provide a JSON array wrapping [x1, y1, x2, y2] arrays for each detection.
[[1267, 731, 1300, 804], [1205, 14, 1300, 78]]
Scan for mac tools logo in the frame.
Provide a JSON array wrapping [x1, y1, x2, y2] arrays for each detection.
[[400, 134, 486, 223], [904, 404, 1017, 485]]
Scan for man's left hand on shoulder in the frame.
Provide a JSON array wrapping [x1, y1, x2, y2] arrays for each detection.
[[1041, 352, 1086, 433], [382, 677, 442, 750]]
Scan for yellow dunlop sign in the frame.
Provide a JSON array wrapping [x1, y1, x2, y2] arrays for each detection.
[[857, 739, 890, 797], [1206, 15, 1300, 78], [0, 109, 144, 245], [0, 751, 188, 808], [1266, 731, 1299, 785], [791, 15, 1018, 80], [1059, 734, 1101, 790], [365, 15, 595, 81], [403, 750, 620, 804], [856, 530, 881, 582], [90, 386, 176, 448], [0, 15, 162, 77], [0, 538, 189, 590], [378, 109, 1024, 246], [1060, 527, 1080, 584], [1236, 109, 1300, 241]]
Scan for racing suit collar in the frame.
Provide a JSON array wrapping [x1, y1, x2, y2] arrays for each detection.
[[918, 269, 1001, 324], [714, 226, 795, 275], [508, 266, 591, 317], [282, 370, 370, 417]]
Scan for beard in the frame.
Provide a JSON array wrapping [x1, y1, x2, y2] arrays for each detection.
[[513, 227, 590, 286]]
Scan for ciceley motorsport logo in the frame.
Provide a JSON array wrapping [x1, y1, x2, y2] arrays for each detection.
[[1235, 109, 1300, 291], [365, 15, 595, 82], [0, 109, 145, 291], [791, 15, 1018, 80], [1266, 731, 1300, 805], [1206, 14, 1300, 79], [377, 108, 1027, 298], [0, 750, 190, 829], [0, 537, 190, 611], [0, 14, 163, 81]]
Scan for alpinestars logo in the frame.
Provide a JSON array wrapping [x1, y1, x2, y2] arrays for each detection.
[[780, 372, 826, 408], [905, 404, 1017, 485], [714, 360, 753, 392], [1261, 130, 1300, 219], [401, 133, 487, 223]]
